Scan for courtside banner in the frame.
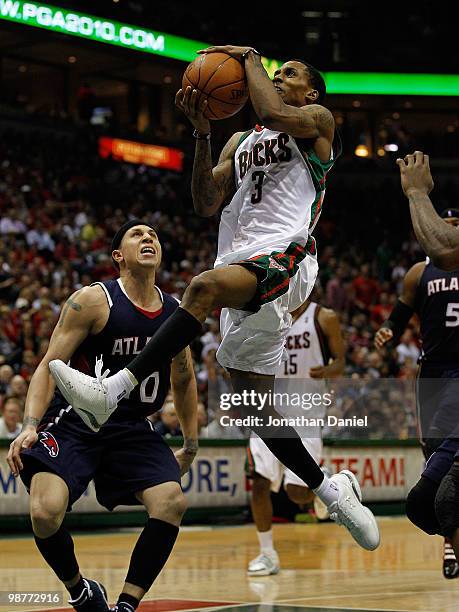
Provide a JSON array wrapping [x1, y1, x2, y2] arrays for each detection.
[[322, 445, 424, 502], [0, 441, 423, 514], [0, 443, 248, 514], [99, 137, 184, 171]]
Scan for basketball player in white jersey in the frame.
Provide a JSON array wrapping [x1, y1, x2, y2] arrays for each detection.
[[248, 300, 345, 575], [50, 45, 379, 551]]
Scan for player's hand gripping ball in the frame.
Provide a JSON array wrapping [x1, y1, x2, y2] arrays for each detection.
[[182, 52, 249, 120]]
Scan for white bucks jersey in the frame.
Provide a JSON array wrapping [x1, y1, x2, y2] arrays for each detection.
[[214, 126, 336, 268], [278, 302, 329, 378]]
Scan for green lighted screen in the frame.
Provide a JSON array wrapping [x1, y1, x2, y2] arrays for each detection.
[[1, 1, 458, 96]]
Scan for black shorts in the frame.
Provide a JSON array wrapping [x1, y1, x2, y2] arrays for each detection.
[[422, 437, 459, 484], [417, 361, 459, 457], [20, 408, 180, 511]]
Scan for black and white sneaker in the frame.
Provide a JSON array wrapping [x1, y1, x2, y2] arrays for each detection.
[[69, 578, 109, 611], [110, 604, 136, 612], [443, 540, 459, 579]]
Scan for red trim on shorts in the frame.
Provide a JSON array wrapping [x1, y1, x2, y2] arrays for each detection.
[[260, 276, 291, 300], [259, 245, 304, 301]]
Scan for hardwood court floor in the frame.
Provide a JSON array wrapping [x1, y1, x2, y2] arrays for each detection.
[[1, 518, 458, 612]]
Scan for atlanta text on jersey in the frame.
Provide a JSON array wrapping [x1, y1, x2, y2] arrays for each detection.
[[427, 276, 459, 295]]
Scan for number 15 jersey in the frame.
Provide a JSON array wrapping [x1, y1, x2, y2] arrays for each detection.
[[278, 302, 330, 378], [215, 126, 336, 268]]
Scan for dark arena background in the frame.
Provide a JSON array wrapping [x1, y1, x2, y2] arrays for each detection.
[[0, 2, 459, 611]]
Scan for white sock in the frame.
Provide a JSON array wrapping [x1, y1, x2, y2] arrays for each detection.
[[107, 368, 136, 403], [257, 529, 274, 553], [313, 475, 339, 507]]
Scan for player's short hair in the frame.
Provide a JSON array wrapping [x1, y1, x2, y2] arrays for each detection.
[[293, 59, 326, 104], [111, 218, 157, 269]]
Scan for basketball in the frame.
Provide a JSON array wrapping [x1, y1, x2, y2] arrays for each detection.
[[182, 52, 249, 120]]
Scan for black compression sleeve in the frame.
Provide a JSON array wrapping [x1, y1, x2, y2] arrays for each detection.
[[382, 299, 414, 342]]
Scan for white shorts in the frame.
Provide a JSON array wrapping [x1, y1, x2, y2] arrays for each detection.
[[248, 434, 323, 492], [216, 254, 319, 375]]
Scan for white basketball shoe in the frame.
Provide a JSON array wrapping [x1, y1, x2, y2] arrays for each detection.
[[247, 550, 280, 576], [49, 358, 118, 432], [328, 470, 380, 551]]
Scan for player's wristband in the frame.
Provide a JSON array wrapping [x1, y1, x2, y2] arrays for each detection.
[[241, 48, 261, 61], [193, 129, 211, 140], [382, 299, 414, 341], [183, 440, 199, 455]]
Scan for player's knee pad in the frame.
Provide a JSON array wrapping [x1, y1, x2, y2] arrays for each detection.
[[435, 463, 459, 539], [406, 476, 441, 535]]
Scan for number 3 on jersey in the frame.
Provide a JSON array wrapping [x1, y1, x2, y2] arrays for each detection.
[[251, 171, 265, 204]]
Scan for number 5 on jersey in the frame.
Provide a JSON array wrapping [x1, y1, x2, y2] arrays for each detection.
[[446, 302, 459, 327]]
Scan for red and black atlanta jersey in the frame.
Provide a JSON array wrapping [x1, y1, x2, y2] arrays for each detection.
[[49, 279, 179, 423]]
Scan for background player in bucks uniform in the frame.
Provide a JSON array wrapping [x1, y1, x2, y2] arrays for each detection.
[[375, 208, 459, 579], [51, 45, 379, 552], [396, 151, 459, 563], [248, 299, 345, 575], [7, 221, 198, 612]]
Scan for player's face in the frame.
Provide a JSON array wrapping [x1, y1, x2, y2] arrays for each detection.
[[116, 225, 162, 270], [272, 61, 317, 107]]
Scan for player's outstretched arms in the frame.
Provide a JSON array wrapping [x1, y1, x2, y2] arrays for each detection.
[[6, 285, 107, 476], [397, 151, 459, 271], [171, 347, 199, 475]]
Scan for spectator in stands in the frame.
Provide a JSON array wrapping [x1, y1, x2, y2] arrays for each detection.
[[197, 400, 208, 437], [352, 263, 380, 313], [396, 329, 420, 365], [9, 375, 28, 403], [0, 364, 14, 396], [155, 395, 182, 438], [326, 264, 349, 312], [0, 396, 23, 439], [370, 291, 393, 328]]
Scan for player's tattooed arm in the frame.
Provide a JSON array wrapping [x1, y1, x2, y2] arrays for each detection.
[[241, 52, 334, 143], [192, 132, 242, 217], [171, 347, 199, 451], [398, 151, 459, 270], [23, 285, 108, 428], [22, 416, 40, 430], [58, 292, 83, 327]]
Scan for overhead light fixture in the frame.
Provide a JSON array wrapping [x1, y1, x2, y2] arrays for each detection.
[[355, 145, 369, 157], [384, 144, 399, 152]]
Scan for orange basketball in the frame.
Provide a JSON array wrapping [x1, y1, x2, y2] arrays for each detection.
[[182, 52, 248, 120]]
